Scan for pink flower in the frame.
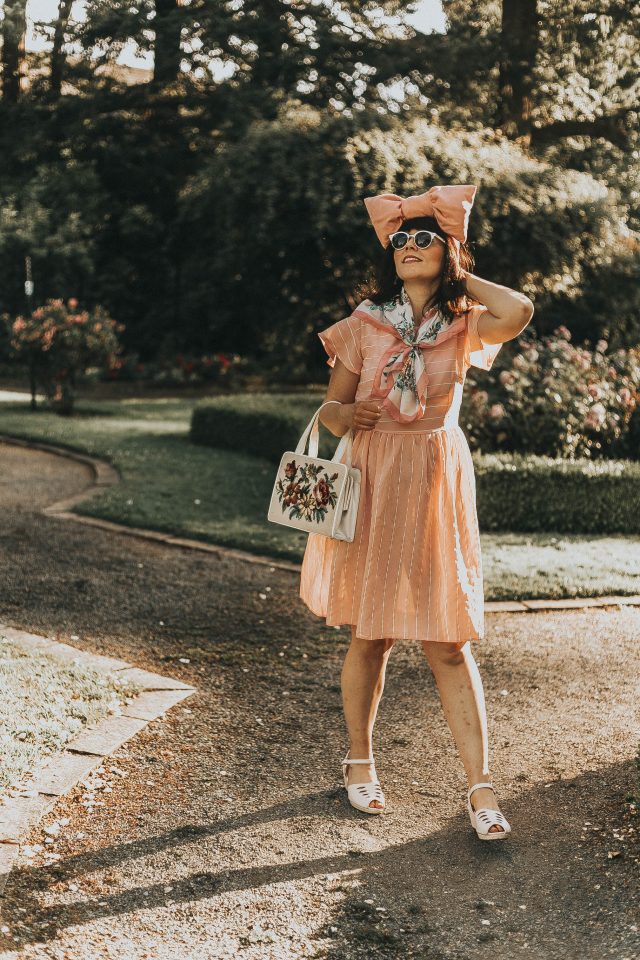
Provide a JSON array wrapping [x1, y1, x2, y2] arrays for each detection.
[[595, 339, 608, 353], [512, 354, 526, 368], [499, 370, 516, 385], [588, 384, 602, 400], [585, 402, 606, 428], [619, 387, 631, 404], [583, 413, 598, 429], [472, 389, 489, 406], [68, 298, 78, 309], [557, 325, 572, 341], [489, 403, 505, 419], [525, 348, 538, 362]]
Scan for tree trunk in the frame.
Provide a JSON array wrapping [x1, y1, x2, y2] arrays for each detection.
[[497, 0, 540, 141], [153, 0, 184, 87], [50, 0, 73, 97], [1, 0, 28, 103]]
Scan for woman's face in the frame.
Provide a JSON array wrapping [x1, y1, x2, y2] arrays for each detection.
[[393, 228, 446, 283]]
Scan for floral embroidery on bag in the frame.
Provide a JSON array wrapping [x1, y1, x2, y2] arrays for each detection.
[[276, 458, 340, 523]]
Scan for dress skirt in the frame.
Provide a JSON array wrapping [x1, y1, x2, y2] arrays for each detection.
[[299, 423, 486, 644]]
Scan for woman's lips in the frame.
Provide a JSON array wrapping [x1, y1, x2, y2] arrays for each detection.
[[403, 256, 421, 262]]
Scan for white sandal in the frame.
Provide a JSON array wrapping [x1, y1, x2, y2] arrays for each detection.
[[341, 752, 386, 814], [467, 781, 511, 840]]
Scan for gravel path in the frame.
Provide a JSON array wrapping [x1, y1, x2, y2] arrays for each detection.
[[0, 442, 638, 960]]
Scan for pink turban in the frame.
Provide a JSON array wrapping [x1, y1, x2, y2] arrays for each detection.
[[363, 184, 477, 249]]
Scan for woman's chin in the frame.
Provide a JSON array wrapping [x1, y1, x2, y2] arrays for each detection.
[[400, 268, 437, 281]]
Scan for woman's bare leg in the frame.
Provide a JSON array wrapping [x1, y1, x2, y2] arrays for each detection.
[[422, 639, 506, 833], [341, 627, 395, 809]]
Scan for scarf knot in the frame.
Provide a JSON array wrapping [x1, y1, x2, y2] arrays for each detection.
[[351, 285, 466, 423]]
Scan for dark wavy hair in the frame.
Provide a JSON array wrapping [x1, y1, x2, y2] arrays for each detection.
[[353, 215, 479, 324]]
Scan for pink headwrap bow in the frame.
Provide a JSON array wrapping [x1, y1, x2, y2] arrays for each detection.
[[363, 184, 477, 249]]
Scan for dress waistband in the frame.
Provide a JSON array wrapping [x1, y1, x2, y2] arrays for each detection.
[[370, 422, 462, 435]]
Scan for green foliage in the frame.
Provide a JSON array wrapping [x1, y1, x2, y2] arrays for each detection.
[[1, 396, 640, 591], [0, 156, 107, 317], [462, 321, 640, 459], [181, 108, 637, 378], [0, 0, 637, 379], [190, 393, 339, 464], [102, 350, 247, 385], [6, 297, 124, 414], [190, 392, 640, 534], [475, 451, 640, 533]]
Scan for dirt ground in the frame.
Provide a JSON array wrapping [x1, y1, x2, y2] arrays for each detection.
[[0, 442, 638, 960]]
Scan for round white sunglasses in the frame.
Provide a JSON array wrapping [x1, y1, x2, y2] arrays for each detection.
[[389, 230, 447, 251]]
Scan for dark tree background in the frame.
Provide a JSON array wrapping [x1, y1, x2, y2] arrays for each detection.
[[0, 0, 637, 374]]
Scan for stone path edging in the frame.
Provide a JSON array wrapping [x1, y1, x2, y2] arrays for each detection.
[[0, 434, 639, 615], [0, 623, 196, 896]]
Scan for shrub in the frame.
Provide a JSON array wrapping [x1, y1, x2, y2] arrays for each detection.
[[5, 298, 124, 415], [101, 351, 247, 386], [462, 323, 640, 459], [180, 107, 638, 378], [474, 452, 640, 533], [190, 394, 339, 463], [190, 393, 640, 534]]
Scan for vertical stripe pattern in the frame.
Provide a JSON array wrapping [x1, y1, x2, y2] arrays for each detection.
[[299, 304, 498, 643]]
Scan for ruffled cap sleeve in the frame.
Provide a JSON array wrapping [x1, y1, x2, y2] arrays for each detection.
[[318, 312, 363, 376]]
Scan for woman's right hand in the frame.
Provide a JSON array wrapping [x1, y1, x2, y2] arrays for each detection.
[[345, 399, 383, 432]]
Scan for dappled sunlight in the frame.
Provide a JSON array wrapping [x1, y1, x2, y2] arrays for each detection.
[[85, 417, 189, 435], [482, 533, 640, 599]]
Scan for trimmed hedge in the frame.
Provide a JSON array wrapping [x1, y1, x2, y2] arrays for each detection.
[[190, 394, 640, 534], [474, 452, 640, 533], [190, 393, 342, 464]]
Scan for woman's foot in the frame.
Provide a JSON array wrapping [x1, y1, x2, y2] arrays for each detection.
[[344, 759, 384, 810], [468, 784, 506, 834]]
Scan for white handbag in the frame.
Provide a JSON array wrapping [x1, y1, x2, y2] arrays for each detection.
[[267, 400, 361, 542]]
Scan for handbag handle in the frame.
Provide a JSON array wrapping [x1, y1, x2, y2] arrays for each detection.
[[294, 400, 354, 466]]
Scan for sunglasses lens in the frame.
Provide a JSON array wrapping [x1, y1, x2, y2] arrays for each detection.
[[390, 233, 408, 249], [391, 231, 436, 249], [415, 232, 434, 248]]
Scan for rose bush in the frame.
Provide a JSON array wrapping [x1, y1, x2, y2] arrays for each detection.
[[102, 351, 245, 386], [6, 298, 124, 415], [461, 323, 640, 459]]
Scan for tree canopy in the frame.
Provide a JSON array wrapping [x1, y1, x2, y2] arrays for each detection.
[[0, 0, 636, 368]]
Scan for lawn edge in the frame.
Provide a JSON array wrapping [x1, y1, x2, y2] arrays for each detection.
[[1, 434, 639, 611], [0, 623, 197, 896]]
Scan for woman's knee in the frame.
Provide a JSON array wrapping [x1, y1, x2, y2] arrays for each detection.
[[350, 629, 396, 656], [422, 639, 469, 667]]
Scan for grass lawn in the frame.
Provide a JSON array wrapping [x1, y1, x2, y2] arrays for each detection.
[[0, 632, 141, 800], [0, 394, 639, 601]]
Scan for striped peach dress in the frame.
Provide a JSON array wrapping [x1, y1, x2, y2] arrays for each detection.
[[299, 301, 502, 644]]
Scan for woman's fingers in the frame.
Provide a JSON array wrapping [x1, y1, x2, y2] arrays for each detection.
[[354, 400, 383, 429]]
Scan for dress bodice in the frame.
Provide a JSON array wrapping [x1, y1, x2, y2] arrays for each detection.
[[318, 301, 502, 433]]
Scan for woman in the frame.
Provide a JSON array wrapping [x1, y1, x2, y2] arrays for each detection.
[[299, 184, 534, 840]]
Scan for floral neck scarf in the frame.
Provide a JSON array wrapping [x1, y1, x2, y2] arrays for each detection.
[[351, 284, 466, 423]]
